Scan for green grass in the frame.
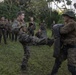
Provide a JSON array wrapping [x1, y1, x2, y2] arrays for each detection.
[[0, 29, 71, 75]]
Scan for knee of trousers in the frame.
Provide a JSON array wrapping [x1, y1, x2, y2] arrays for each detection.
[[26, 53, 30, 59], [24, 52, 30, 59]]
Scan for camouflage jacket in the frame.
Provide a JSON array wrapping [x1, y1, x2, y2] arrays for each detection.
[[12, 20, 26, 33], [60, 20, 76, 66], [19, 31, 46, 46], [60, 20, 76, 45], [28, 22, 36, 32], [40, 25, 47, 38], [0, 21, 6, 29]]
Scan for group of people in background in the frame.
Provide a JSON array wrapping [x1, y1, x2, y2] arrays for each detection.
[[0, 15, 47, 44], [0, 17, 12, 44]]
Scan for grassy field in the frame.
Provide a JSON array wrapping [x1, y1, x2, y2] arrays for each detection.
[[0, 29, 71, 75]]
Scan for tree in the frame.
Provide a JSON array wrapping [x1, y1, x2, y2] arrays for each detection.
[[47, 0, 72, 11]]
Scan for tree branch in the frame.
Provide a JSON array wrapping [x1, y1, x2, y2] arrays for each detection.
[[53, 0, 63, 12], [63, 0, 67, 9]]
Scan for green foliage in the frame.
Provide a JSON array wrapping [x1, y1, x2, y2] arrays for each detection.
[[0, 0, 61, 27], [0, 2, 20, 19], [44, 10, 61, 27]]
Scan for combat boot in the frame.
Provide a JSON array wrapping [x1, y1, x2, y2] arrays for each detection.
[[38, 38, 54, 46]]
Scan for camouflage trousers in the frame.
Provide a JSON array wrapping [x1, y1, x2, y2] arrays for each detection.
[[0, 29, 7, 44], [22, 45, 30, 64], [21, 45, 30, 70]]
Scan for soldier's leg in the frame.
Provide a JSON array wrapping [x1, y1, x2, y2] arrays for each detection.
[[68, 65, 76, 75], [48, 58, 62, 75], [21, 45, 30, 70], [6, 30, 8, 38], [36, 38, 54, 46], [2, 29, 7, 44], [8, 31, 11, 39], [0, 33, 2, 44], [12, 32, 14, 41], [15, 33, 18, 41], [9, 32, 11, 39]]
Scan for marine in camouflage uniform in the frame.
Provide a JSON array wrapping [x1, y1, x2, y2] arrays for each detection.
[[0, 17, 7, 44], [12, 11, 29, 70], [35, 29, 42, 38], [6, 19, 12, 39], [60, 10, 76, 75], [12, 15, 26, 41], [28, 17, 36, 36], [19, 26, 54, 70], [13, 11, 54, 71], [35, 22, 47, 39], [39, 22, 47, 38], [12, 19, 20, 41], [48, 10, 76, 75]]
